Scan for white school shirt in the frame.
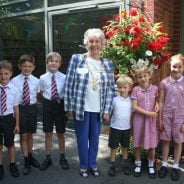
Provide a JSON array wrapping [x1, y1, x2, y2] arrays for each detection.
[[39, 71, 66, 100], [110, 96, 132, 130], [84, 57, 101, 112], [11, 74, 40, 105], [0, 82, 20, 116]]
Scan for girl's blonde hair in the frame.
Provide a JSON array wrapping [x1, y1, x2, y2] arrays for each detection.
[[170, 53, 184, 64], [116, 75, 134, 88], [46, 52, 62, 64]]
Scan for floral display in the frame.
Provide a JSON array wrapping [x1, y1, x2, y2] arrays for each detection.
[[102, 8, 170, 74]]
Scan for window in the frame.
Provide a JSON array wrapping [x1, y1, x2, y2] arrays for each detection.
[[0, 0, 44, 13], [0, 13, 45, 77], [48, 0, 91, 7]]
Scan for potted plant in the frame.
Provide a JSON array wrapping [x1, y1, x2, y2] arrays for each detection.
[[102, 8, 170, 75]]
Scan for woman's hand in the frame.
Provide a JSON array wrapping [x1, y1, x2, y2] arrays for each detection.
[[67, 111, 75, 117], [103, 114, 110, 123]]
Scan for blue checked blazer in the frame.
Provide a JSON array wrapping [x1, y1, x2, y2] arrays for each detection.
[[64, 53, 115, 121]]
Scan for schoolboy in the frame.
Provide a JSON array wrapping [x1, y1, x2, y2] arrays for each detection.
[[11, 55, 40, 175], [39, 52, 69, 171], [0, 60, 20, 180], [108, 75, 133, 177]]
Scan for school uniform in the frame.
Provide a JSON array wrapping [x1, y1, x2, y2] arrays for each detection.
[[39, 71, 66, 133], [159, 76, 184, 143], [11, 74, 40, 134], [131, 84, 158, 149], [108, 96, 132, 149], [0, 82, 20, 147]]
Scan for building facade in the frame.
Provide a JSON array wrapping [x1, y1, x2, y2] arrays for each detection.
[[0, 0, 183, 80]]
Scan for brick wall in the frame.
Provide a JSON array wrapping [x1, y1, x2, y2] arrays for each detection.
[[130, 0, 181, 81], [154, 0, 181, 79]]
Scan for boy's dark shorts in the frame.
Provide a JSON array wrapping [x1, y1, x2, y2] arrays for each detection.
[[0, 114, 15, 147], [108, 127, 130, 149], [19, 104, 37, 134], [43, 98, 66, 133]]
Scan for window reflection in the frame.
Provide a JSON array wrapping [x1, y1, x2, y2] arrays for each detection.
[[53, 8, 118, 73], [1, 0, 44, 13], [0, 13, 45, 77]]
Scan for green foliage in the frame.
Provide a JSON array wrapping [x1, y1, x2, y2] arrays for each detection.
[[102, 9, 170, 74]]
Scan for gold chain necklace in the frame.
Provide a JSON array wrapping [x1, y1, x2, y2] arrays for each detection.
[[86, 60, 103, 91]]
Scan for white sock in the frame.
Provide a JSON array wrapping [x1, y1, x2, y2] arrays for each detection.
[[135, 160, 141, 172], [173, 163, 179, 169], [135, 160, 141, 166], [148, 160, 154, 167], [162, 161, 168, 167]]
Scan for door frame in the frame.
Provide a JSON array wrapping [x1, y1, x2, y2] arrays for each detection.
[[46, 0, 129, 54]]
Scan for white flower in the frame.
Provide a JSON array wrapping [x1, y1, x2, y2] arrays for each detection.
[[130, 57, 158, 72], [145, 50, 153, 57], [137, 59, 146, 66]]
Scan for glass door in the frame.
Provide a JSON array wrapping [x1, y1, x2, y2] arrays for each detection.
[[48, 7, 119, 73]]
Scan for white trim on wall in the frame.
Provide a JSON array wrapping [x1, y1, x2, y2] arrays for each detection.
[[0, 0, 28, 6]]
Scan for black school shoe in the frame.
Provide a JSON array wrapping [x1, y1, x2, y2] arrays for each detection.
[[80, 169, 89, 178], [158, 166, 168, 178], [40, 159, 52, 171], [0, 166, 4, 180], [60, 158, 69, 170], [108, 165, 116, 176], [133, 165, 141, 177], [30, 156, 40, 168], [22, 163, 31, 175], [171, 168, 180, 181], [122, 159, 131, 175], [89, 168, 100, 177], [148, 166, 156, 179], [9, 164, 20, 178]]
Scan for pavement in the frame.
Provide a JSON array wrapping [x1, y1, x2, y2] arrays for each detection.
[[1, 122, 184, 184]]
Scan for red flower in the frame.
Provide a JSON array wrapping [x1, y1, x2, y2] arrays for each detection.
[[132, 36, 142, 49], [130, 8, 138, 16], [133, 26, 143, 35], [148, 41, 163, 52], [153, 57, 162, 66], [161, 53, 171, 62], [105, 29, 114, 39], [125, 26, 131, 34], [139, 16, 145, 22], [125, 40, 131, 46], [158, 37, 169, 44], [114, 14, 120, 22], [132, 21, 138, 26]]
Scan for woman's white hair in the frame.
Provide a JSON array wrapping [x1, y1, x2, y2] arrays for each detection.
[[83, 28, 106, 46]]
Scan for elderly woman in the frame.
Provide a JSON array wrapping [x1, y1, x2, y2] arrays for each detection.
[[64, 28, 114, 177]]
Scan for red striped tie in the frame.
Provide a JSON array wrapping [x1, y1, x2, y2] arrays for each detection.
[[22, 77, 30, 105], [51, 74, 58, 100], [1, 87, 7, 113]]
